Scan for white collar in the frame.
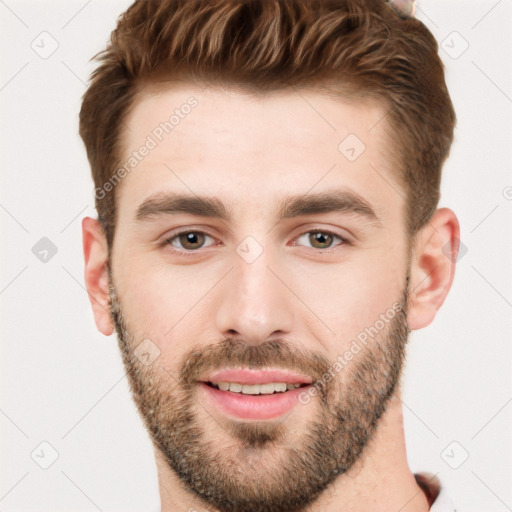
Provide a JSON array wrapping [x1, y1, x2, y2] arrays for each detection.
[[430, 484, 456, 511]]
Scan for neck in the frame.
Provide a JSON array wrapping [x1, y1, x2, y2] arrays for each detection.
[[156, 387, 430, 512], [301, 388, 430, 512]]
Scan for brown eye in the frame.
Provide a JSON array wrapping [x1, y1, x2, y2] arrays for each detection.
[[178, 232, 205, 250], [294, 230, 346, 250], [166, 231, 215, 252], [309, 232, 334, 249]]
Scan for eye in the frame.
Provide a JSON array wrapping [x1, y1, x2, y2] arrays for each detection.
[[164, 230, 217, 253], [163, 228, 348, 256], [293, 230, 347, 250]]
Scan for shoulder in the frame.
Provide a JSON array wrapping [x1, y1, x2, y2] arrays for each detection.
[[414, 472, 457, 512]]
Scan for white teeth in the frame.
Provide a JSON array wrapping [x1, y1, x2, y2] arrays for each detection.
[[241, 384, 260, 394], [211, 381, 302, 394], [259, 383, 276, 394], [229, 382, 242, 392]]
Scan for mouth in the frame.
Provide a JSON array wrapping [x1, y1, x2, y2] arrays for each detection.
[[204, 381, 309, 394], [198, 368, 314, 420]]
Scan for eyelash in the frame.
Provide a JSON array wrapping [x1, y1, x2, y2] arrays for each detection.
[[162, 228, 350, 257]]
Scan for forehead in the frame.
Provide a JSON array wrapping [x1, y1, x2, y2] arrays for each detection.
[[115, 81, 404, 224]]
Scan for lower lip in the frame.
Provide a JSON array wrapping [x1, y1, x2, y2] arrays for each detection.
[[199, 382, 311, 420]]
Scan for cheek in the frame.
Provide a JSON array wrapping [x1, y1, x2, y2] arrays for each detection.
[[290, 252, 406, 345], [114, 256, 219, 343]]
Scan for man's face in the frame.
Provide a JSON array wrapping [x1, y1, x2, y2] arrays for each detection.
[[108, 82, 411, 511]]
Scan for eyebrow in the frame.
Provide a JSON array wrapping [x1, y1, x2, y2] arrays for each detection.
[[134, 189, 381, 226]]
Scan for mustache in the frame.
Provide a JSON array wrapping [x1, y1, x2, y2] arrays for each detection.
[[179, 338, 332, 388]]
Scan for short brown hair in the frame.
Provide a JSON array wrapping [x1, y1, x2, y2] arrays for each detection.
[[79, 0, 455, 249]]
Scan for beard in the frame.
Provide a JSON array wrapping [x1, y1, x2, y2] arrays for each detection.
[[108, 273, 410, 512]]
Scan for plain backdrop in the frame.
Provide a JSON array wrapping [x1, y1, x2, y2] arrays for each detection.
[[1, 0, 511, 511]]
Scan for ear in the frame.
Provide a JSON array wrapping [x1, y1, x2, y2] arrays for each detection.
[[82, 217, 114, 336], [407, 208, 460, 330]]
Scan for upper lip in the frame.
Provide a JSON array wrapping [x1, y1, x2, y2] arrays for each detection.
[[201, 368, 313, 385]]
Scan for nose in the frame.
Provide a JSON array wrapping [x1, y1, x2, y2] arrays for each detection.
[[214, 245, 294, 346]]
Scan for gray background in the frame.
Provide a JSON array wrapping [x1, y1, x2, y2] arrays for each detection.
[[1, 0, 511, 510]]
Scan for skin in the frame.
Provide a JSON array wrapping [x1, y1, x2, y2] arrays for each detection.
[[82, 82, 459, 511]]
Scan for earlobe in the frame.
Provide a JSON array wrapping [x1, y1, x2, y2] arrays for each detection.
[[82, 217, 115, 336], [406, 208, 460, 331]]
